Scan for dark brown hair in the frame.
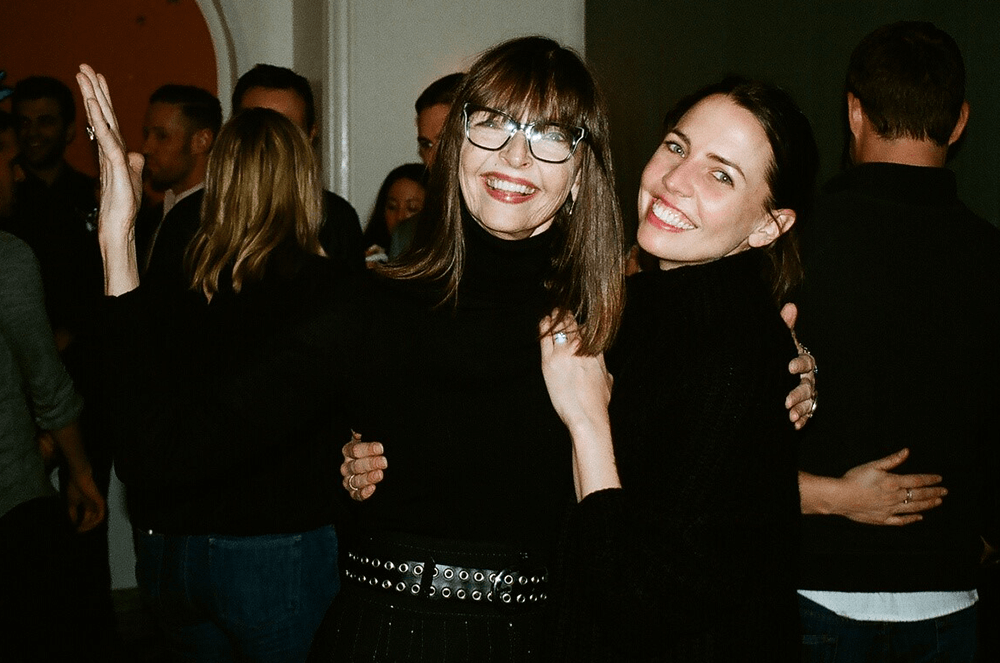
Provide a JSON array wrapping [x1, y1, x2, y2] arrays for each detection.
[[384, 36, 625, 354], [847, 21, 965, 146], [659, 77, 818, 304]]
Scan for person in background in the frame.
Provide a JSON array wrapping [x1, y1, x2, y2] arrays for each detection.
[[415, 72, 463, 168], [232, 64, 365, 272], [136, 84, 221, 290], [388, 73, 465, 257], [0, 108, 108, 661], [7, 75, 100, 352], [795, 21, 998, 662], [362, 162, 426, 264]]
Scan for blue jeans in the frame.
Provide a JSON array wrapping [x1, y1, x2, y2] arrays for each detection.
[[136, 525, 339, 663], [799, 594, 978, 663]]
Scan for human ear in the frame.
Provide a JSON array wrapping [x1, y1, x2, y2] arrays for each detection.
[[847, 93, 864, 142], [948, 101, 969, 146], [190, 128, 213, 155], [748, 209, 796, 248]]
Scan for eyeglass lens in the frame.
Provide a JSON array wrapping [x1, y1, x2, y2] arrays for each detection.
[[465, 107, 580, 163]]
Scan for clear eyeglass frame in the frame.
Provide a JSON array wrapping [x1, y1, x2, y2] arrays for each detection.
[[462, 103, 587, 164]]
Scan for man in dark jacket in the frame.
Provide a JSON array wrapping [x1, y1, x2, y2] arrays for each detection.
[[795, 21, 999, 663]]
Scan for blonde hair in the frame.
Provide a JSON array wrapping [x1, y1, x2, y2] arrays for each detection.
[[187, 107, 323, 300]]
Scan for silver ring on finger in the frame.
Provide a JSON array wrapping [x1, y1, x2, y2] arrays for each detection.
[[809, 397, 818, 416], [553, 331, 568, 345], [904, 488, 912, 504], [86, 125, 96, 141], [347, 474, 358, 491]]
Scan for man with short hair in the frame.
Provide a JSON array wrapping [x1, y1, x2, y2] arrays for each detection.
[[232, 64, 364, 271], [796, 22, 1000, 662], [415, 72, 463, 168], [7, 76, 101, 345], [138, 84, 221, 288], [389, 73, 462, 257]]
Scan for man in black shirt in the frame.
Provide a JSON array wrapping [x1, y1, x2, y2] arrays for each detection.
[[232, 64, 364, 271]]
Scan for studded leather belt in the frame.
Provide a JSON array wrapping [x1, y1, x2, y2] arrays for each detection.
[[344, 550, 549, 607]]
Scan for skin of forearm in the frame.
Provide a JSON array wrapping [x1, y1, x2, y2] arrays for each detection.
[[568, 418, 622, 500], [48, 421, 93, 479], [99, 231, 139, 296], [798, 470, 840, 515]]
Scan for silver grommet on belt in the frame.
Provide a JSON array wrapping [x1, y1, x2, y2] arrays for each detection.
[[414, 564, 423, 576], [459, 570, 469, 581], [472, 590, 483, 601], [474, 572, 484, 582], [501, 593, 512, 603], [427, 586, 437, 597], [443, 568, 454, 580], [385, 561, 395, 571], [410, 584, 420, 595], [396, 582, 406, 592], [456, 589, 466, 599], [382, 579, 392, 589], [399, 563, 409, 573]]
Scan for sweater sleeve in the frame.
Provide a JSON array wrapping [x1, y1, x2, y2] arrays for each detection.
[[0, 234, 83, 430]]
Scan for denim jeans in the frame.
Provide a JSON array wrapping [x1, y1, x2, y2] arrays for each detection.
[[799, 594, 978, 663], [136, 525, 339, 663]]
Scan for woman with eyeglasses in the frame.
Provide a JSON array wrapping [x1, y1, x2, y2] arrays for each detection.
[[307, 36, 625, 661]]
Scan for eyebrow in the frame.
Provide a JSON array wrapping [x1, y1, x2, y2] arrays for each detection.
[[669, 128, 746, 182]]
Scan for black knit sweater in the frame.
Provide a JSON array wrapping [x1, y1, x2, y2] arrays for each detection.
[[556, 250, 801, 661], [796, 163, 1000, 591], [344, 217, 576, 563], [105, 252, 357, 535]]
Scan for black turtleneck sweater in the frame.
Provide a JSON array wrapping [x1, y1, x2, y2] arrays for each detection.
[[556, 250, 801, 662], [345, 217, 576, 563]]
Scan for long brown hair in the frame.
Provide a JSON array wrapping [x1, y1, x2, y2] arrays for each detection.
[[384, 36, 625, 354], [186, 108, 323, 300]]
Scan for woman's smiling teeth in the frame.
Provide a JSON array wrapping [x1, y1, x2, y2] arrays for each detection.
[[651, 199, 695, 230], [486, 176, 537, 195]]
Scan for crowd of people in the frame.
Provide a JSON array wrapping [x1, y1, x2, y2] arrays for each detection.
[[0, 18, 996, 663]]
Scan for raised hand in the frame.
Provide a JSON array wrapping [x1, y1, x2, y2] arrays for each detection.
[[76, 64, 144, 295]]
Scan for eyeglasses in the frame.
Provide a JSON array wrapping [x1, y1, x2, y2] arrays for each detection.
[[462, 103, 587, 164]]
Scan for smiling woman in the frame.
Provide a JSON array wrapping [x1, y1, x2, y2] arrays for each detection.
[[541, 77, 819, 661], [308, 36, 624, 662]]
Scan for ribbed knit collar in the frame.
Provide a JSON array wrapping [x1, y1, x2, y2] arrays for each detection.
[[824, 162, 958, 208], [458, 210, 557, 302]]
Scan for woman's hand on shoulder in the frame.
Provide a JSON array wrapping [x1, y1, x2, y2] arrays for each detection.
[[539, 312, 612, 435], [341, 431, 387, 502], [780, 302, 818, 429]]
